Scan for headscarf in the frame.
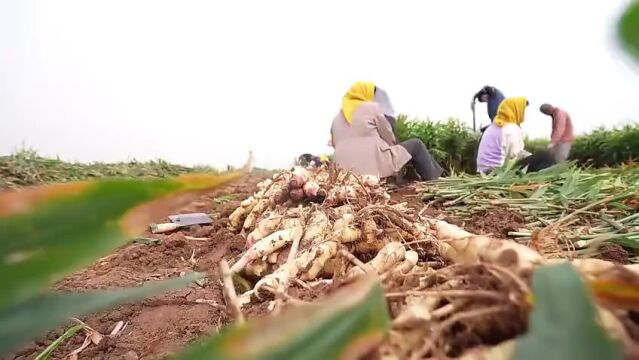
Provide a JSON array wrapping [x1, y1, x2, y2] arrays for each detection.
[[374, 87, 395, 119], [341, 81, 375, 124], [493, 97, 528, 127]]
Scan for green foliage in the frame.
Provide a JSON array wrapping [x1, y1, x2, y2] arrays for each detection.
[[619, 2, 639, 62], [173, 277, 390, 360], [570, 124, 639, 167], [515, 264, 622, 360], [523, 137, 549, 155], [0, 171, 242, 354], [395, 116, 639, 173], [395, 115, 479, 173], [0, 149, 219, 189], [34, 324, 84, 360], [421, 164, 639, 248]]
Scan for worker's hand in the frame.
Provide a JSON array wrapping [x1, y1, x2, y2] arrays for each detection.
[[327, 139, 334, 147], [547, 143, 555, 149]]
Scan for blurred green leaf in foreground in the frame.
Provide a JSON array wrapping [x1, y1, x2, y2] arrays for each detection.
[[0, 169, 245, 354], [174, 276, 391, 360], [516, 264, 622, 360], [619, 1, 639, 63]]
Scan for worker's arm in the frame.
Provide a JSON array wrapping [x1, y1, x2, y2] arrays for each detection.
[[385, 115, 397, 133], [549, 111, 567, 145], [471, 86, 490, 109], [503, 125, 530, 160], [472, 87, 484, 100], [473, 85, 494, 100], [329, 120, 337, 147], [375, 113, 397, 146]]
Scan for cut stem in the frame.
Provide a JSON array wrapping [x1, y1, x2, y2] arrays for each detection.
[[219, 259, 245, 325]]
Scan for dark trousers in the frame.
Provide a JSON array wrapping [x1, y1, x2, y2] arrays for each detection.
[[516, 151, 556, 172], [399, 139, 444, 181]]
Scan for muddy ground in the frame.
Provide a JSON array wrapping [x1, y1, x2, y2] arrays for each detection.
[[6, 175, 629, 359]]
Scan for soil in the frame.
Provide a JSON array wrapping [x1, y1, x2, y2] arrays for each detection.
[[462, 209, 527, 238], [387, 184, 428, 213], [597, 243, 631, 264], [8, 174, 267, 360], [389, 185, 528, 238]]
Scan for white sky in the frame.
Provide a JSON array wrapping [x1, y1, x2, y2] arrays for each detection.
[[1, 1, 638, 169]]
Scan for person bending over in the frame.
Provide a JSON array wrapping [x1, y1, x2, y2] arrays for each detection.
[[472, 85, 506, 123], [540, 103, 574, 162]]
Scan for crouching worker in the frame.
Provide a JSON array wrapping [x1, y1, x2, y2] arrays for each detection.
[[331, 81, 443, 181], [477, 97, 555, 174], [297, 153, 330, 167]]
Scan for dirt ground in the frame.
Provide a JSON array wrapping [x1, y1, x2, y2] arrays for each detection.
[[7, 178, 571, 360], [9, 175, 265, 360]]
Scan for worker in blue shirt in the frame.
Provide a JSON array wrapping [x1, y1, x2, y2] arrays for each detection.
[[472, 85, 506, 123]]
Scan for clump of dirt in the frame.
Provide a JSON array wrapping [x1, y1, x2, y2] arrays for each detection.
[[242, 281, 336, 321], [388, 184, 428, 214], [597, 244, 630, 264], [12, 174, 267, 360], [462, 209, 527, 238]]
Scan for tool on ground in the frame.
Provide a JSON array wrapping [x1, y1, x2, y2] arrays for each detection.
[[150, 213, 213, 234]]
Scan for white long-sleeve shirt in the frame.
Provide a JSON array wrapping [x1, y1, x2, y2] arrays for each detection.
[[477, 124, 531, 174]]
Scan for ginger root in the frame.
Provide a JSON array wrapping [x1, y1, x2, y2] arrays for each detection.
[[297, 240, 339, 281], [348, 242, 406, 278], [231, 226, 303, 273], [289, 188, 306, 202], [289, 166, 309, 189], [246, 212, 282, 248], [435, 220, 473, 240], [229, 196, 258, 231], [301, 210, 330, 247], [242, 198, 271, 232], [444, 235, 544, 272], [254, 262, 299, 299], [303, 181, 320, 198]]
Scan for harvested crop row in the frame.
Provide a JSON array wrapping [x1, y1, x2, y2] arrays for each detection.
[[222, 166, 639, 358]]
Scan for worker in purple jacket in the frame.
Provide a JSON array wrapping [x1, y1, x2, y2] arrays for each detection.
[[471, 85, 506, 125]]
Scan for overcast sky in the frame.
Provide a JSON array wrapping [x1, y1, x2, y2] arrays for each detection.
[[1, 1, 638, 169]]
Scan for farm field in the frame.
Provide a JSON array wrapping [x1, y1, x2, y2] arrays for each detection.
[[3, 154, 639, 359]]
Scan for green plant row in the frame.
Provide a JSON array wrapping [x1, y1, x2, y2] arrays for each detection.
[[394, 115, 639, 173], [0, 149, 220, 189]]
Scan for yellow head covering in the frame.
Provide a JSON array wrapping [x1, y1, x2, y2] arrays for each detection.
[[493, 97, 528, 127], [341, 81, 375, 124]]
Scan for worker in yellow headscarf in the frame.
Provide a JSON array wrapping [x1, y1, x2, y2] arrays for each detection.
[[476, 97, 532, 174], [330, 81, 443, 181], [493, 97, 529, 127], [341, 81, 375, 124]]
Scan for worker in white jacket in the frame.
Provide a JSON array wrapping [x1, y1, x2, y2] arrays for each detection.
[[476, 97, 531, 174]]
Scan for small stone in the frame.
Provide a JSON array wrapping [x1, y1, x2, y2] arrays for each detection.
[[124, 350, 139, 360]]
